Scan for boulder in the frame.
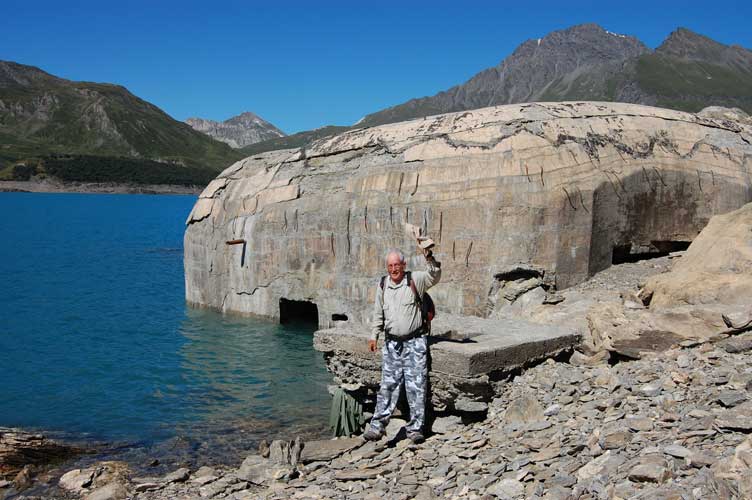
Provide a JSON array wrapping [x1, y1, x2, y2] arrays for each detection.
[[643, 203, 752, 309], [58, 462, 130, 498], [583, 301, 731, 357], [59, 468, 96, 493], [236, 455, 293, 485], [577, 202, 752, 357], [161, 467, 190, 484]]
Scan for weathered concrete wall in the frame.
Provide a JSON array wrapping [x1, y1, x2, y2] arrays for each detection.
[[184, 102, 752, 325]]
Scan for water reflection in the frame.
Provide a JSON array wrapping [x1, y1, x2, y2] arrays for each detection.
[[0, 193, 334, 472], [176, 308, 332, 435]]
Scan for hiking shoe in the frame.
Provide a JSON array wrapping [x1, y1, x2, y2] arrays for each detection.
[[407, 431, 425, 444], [363, 427, 385, 441]]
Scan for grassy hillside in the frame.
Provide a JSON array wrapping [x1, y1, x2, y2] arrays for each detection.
[[0, 155, 216, 186], [0, 61, 243, 184], [635, 54, 752, 113]]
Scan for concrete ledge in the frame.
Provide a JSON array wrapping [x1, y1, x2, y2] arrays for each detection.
[[314, 313, 580, 378]]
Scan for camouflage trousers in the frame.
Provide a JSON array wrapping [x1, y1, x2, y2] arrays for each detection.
[[369, 335, 428, 434]]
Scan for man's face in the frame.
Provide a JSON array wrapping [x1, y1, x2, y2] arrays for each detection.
[[386, 253, 406, 283]]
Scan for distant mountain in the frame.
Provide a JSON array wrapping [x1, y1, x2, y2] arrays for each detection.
[[7, 22, 747, 181], [0, 60, 242, 183], [244, 24, 752, 157], [186, 112, 285, 149], [632, 28, 752, 112], [358, 24, 752, 127]]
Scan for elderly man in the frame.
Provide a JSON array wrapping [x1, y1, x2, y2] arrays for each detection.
[[364, 246, 441, 443]]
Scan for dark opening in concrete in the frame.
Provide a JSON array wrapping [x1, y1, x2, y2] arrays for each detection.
[[611, 240, 690, 265], [493, 265, 543, 282], [331, 313, 348, 322], [279, 298, 319, 325]]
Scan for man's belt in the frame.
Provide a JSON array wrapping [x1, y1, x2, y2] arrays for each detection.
[[384, 326, 427, 342]]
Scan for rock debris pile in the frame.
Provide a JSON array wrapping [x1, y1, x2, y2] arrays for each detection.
[[18, 335, 750, 499]]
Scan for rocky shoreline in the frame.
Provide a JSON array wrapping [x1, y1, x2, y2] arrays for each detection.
[[0, 180, 202, 195], [6, 201, 752, 498], [7, 332, 752, 499], [7, 197, 752, 498]]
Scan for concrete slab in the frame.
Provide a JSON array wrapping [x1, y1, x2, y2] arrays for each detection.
[[314, 313, 580, 378]]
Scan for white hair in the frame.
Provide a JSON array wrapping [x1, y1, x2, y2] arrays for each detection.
[[385, 249, 406, 265]]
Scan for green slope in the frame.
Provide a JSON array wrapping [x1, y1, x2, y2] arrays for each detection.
[[635, 54, 752, 113], [0, 61, 243, 184]]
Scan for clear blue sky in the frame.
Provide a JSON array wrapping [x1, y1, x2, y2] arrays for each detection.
[[2, 0, 750, 134]]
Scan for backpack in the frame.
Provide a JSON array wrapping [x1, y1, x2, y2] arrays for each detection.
[[379, 271, 436, 332]]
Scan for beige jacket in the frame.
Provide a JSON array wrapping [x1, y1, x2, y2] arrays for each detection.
[[370, 257, 441, 341]]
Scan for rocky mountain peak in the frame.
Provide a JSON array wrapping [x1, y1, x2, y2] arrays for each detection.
[[186, 112, 285, 149], [540, 23, 647, 55], [506, 24, 647, 63], [657, 27, 728, 59], [227, 111, 260, 123], [357, 23, 653, 127], [224, 111, 277, 129], [656, 27, 752, 71]]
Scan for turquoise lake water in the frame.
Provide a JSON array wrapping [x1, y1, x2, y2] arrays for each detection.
[[0, 192, 332, 459]]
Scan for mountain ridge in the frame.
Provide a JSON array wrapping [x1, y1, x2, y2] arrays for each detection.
[[3, 23, 751, 181], [186, 111, 285, 149], [357, 24, 752, 128], [0, 60, 242, 178]]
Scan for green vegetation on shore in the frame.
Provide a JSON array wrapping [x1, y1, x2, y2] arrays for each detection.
[[0, 155, 217, 186], [0, 61, 243, 185]]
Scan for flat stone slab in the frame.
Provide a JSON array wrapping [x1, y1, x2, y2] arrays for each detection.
[[300, 437, 364, 463], [314, 313, 580, 378]]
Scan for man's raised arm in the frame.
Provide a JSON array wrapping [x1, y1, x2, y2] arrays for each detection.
[[413, 248, 441, 296]]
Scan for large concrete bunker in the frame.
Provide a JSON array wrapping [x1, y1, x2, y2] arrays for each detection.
[[183, 101, 752, 414], [184, 101, 752, 325]]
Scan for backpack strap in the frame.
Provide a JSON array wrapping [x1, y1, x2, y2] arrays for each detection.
[[408, 271, 430, 333], [406, 271, 422, 306]]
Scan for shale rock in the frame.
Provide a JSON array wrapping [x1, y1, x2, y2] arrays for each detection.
[[300, 437, 364, 463], [0, 427, 80, 479], [117, 337, 752, 499]]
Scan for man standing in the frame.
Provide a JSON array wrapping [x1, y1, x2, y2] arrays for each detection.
[[364, 246, 441, 443]]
